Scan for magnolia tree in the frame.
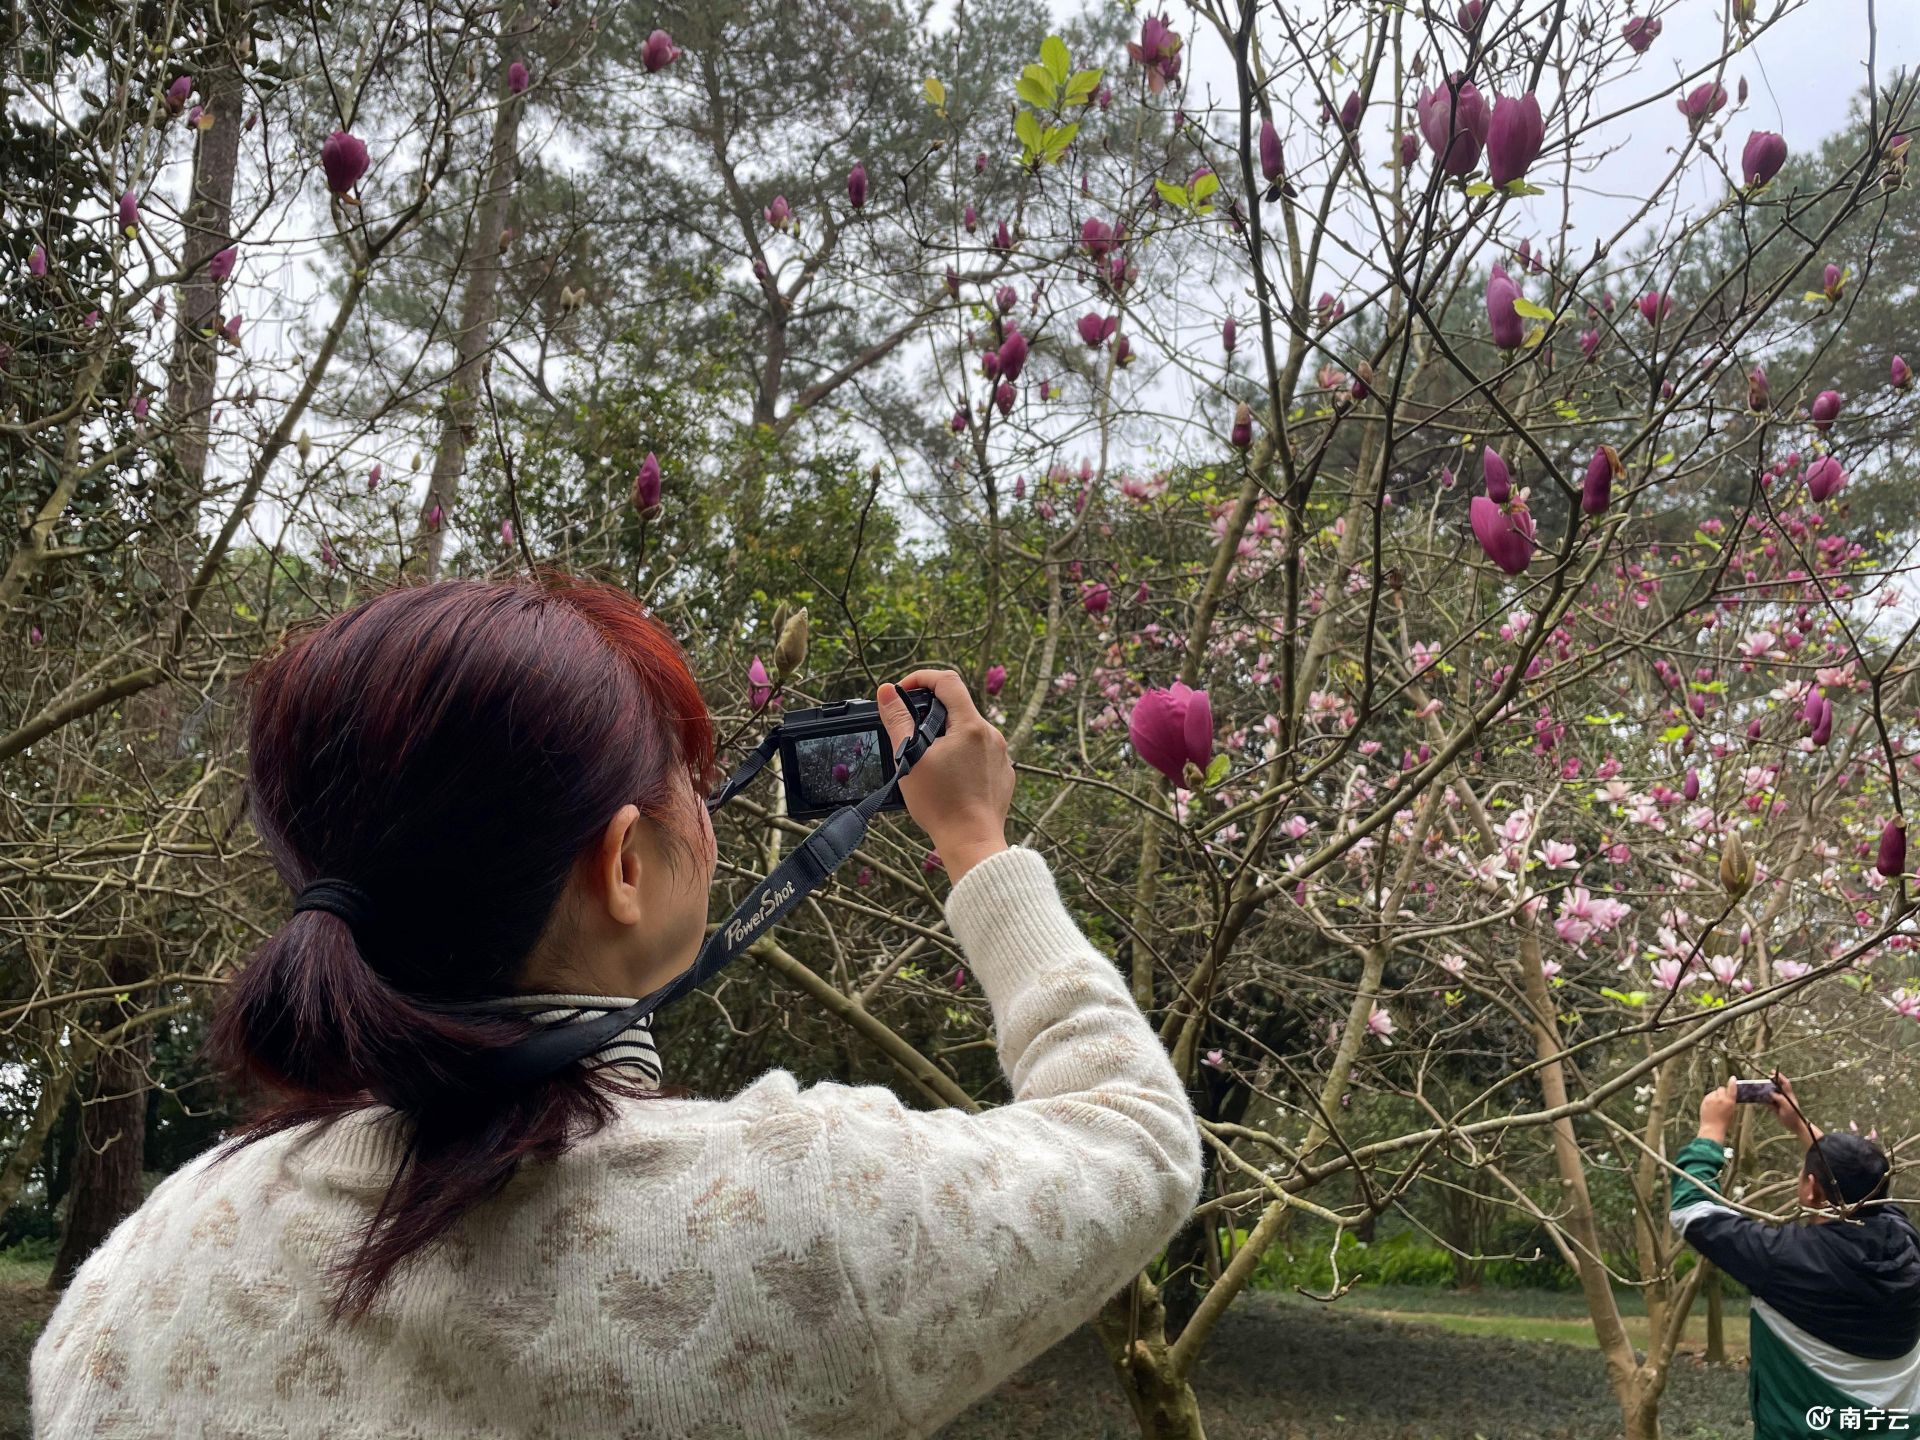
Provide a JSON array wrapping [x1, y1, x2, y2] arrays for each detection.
[[3, 0, 1919, 1437]]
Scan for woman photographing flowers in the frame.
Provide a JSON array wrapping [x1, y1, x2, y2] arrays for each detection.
[[33, 573, 1200, 1438]]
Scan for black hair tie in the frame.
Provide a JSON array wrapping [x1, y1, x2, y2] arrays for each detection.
[[292, 878, 376, 937]]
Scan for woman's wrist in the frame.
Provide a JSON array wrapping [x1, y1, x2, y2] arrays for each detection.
[[936, 834, 1009, 884]]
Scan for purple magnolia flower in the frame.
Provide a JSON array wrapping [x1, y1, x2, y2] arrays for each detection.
[[1113, 334, 1135, 368], [1258, 119, 1285, 185], [847, 163, 868, 211], [221, 313, 242, 341], [633, 452, 663, 511], [1804, 455, 1846, 502], [1638, 290, 1673, 325], [1808, 692, 1834, 746], [1129, 682, 1213, 785], [1583, 445, 1620, 516], [320, 539, 338, 571], [28, 624, 43, 646], [500, 517, 515, 546], [1078, 313, 1117, 348], [1683, 769, 1701, 801], [1081, 217, 1117, 259], [992, 221, 1012, 252], [1622, 15, 1661, 52], [642, 30, 681, 72], [1810, 389, 1841, 431], [1456, 0, 1486, 30], [1398, 131, 1420, 167], [944, 266, 959, 297], [994, 383, 1016, 416], [1483, 445, 1512, 503], [206, 245, 237, 282], [1742, 131, 1787, 187], [426, 504, 444, 531], [1746, 365, 1770, 411], [995, 285, 1016, 313], [118, 191, 139, 234], [1230, 401, 1253, 450], [975, 152, 988, 175], [984, 664, 1008, 696], [132, 394, 150, 419], [1878, 818, 1907, 879], [1126, 15, 1183, 94], [1487, 92, 1543, 186], [763, 195, 793, 231], [1315, 292, 1346, 328], [1417, 76, 1489, 176], [1677, 82, 1727, 128], [963, 205, 978, 234], [1470, 496, 1535, 574], [1579, 328, 1601, 358], [1821, 262, 1844, 301], [1485, 265, 1523, 349], [1222, 316, 1237, 354], [508, 61, 530, 95], [1082, 582, 1110, 616], [28, 245, 47, 276], [748, 657, 773, 708], [1337, 91, 1363, 136], [166, 75, 193, 111], [321, 131, 370, 195], [997, 328, 1029, 383], [950, 409, 969, 433], [1893, 354, 1913, 391]]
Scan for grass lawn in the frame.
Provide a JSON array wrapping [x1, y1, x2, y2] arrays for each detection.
[[4, 1272, 1751, 1439], [1321, 1283, 1752, 1360]]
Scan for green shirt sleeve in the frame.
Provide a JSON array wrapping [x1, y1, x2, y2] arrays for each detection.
[[1669, 1134, 1732, 1214]]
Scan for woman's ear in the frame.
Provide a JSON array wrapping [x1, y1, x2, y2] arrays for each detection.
[[592, 803, 648, 927]]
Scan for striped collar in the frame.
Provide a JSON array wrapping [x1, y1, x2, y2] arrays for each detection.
[[462, 992, 662, 1088]]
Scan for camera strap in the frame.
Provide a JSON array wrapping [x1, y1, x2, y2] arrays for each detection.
[[459, 695, 948, 1090]]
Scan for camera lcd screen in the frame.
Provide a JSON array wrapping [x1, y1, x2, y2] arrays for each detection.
[[790, 729, 887, 811]]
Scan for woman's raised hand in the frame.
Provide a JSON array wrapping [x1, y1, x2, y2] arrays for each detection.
[[877, 669, 1012, 884]]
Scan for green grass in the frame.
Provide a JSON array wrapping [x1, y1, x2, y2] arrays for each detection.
[[1295, 1282, 1752, 1358]]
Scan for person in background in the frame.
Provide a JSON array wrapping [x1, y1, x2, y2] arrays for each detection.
[[1671, 1073, 1920, 1437], [32, 574, 1202, 1438]]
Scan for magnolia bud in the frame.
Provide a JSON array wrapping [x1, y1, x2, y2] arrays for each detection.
[[773, 607, 809, 679], [1719, 829, 1753, 898]]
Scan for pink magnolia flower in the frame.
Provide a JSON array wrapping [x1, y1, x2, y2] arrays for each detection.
[[1366, 1004, 1396, 1044], [1622, 14, 1661, 52], [641, 29, 681, 72], [1485, 266, 1523, 349], [1417, 76, 1489, 176], [1677, 82, 1727, 128], [28, 245, 47, 276], [117, 191, 139, 235], [1129, 682, 1214, 785], [508, 61, 530, 95], [1126, 14, 1183, 94], [1536, 840, 1578, 869], [748, 656, 774, 707], [1742, 131, 1787, 187], [846, 163, 868, 211], [208, 245, 237, 281], [1435, 954, 1468, 979], [1486, 92, 1544, 187], [1469, 496, 1536, 574], [1885, 988, 1920, 1022], [1893, 355, 1913, 390], [633, 452, 663, 512], [984, 664, 1007, 696], [1805, 456, 1846, 503], [764, 195, 794, 232], [1078, 313, 1117, 348], [1482, 445, 1512, 503], [321, 131, 370, 195], [1810, 389, 1842, 431], [1202, 1048, 1225, 1068], [1651, 958, 1688, 990]]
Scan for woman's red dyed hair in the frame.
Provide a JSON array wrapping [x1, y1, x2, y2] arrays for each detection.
[[208, 571, 712, 1317]]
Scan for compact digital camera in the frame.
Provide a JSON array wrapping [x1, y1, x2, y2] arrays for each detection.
[[777, 690, 945, 820]]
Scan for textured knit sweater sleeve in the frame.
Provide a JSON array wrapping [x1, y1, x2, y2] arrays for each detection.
[[801, 845, 1203, 1433]]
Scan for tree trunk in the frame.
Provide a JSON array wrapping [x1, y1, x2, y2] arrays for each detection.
[[50, 966, 153, 1289], [1094, 1282, 1208, 1440], [412, 55, 528, 579], [1704, 1265, 1725, 1362], [0, 1053, 74, 1221], [1623, 1389, 1663, 1440]]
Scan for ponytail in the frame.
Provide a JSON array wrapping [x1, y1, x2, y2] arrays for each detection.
[[208, 575, 712, 1318]]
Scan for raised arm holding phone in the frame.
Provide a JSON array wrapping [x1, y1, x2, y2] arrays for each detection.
[[1670, 1073, 1919, 1438]]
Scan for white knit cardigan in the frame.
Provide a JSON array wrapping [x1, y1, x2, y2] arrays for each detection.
[[32, 847, 1202, 1438]]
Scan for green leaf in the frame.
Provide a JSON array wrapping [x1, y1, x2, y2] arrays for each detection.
[[1521, 326, 1546, 349], [1803, 290, 1830, 304], [1065, 68, 1103, 103], [1464, 181, 1495, 197], [923, 76, 947, 112], [1043, 122, 1078, 162], [1155, 178, 1190, 207], [1505, 181, 1547, 196], [1654, 449, 1676, 466], [1204, 752, 1231, 787], [1583, 711, 1626, 724], [1039, 35, 1070, 85], [1019, 64, 1058, 108], [1014, 110, 1043, 153], [1511, 297, 1555, 321], [1658, 723, 1692, 742], [1191, 172, 1220, 202], [1601, 987, 1650, 1007], [1329, 54, 1346, 76]]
